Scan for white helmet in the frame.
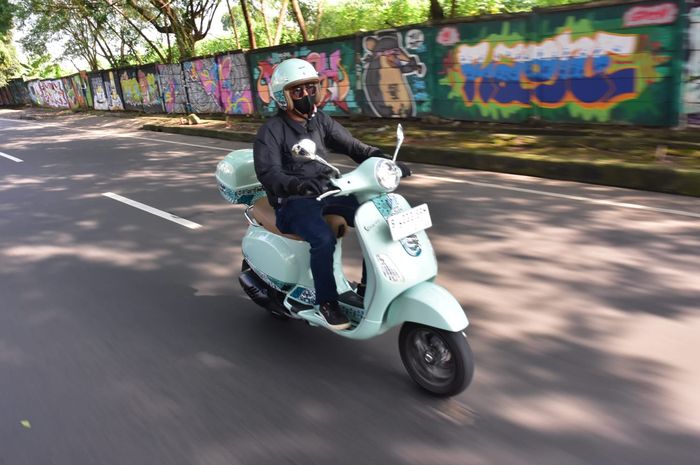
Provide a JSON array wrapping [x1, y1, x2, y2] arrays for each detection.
[[269, 58, 321, 111]]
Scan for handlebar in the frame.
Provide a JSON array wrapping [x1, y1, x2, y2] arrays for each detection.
[[316, 189, 342, 201]]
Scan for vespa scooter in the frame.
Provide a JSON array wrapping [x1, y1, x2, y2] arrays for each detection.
[[216, 125, 474, 396]]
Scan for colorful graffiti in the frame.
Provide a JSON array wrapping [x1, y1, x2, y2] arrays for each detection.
[[250, 40, 358, 116], [0, 0, 684, 127], [361, 30, 428, 118], [157, 64, 188, 113], [217, 53, 254, 115], [183, 57, 221, 113], [137, 65, 163, 113], [436, 2, 679, 125], [26, 79, 69, 108], [103, 71, 124, 111], [89, 73, 108, 111], [120, 68, 143, 111], [685, 3, 700, 125]]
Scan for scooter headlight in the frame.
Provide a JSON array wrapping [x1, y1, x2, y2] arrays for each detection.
[[375, 159, 401, 191]]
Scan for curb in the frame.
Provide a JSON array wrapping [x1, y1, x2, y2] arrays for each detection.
[[141, 123, 700, 198]]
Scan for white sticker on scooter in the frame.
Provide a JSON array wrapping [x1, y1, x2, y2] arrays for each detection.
[[375, 254, 404, 282]]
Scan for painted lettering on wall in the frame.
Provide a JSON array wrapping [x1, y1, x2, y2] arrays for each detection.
[[623, 3, 678, 27], [443, 24, 670, 120]]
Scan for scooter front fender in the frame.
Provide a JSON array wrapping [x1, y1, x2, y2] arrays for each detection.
[[384, 282, 469, 332]]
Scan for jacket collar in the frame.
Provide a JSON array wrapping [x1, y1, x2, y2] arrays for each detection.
[[280, 109, 318, 135]]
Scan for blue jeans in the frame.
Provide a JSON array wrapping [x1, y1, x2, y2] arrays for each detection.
[[275, 195, 360, 304]]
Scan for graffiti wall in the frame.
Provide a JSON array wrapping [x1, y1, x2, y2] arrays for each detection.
[[119, 65, 164, 113], [685, 1, 700, 125], [26, 79, 69, 108], [157, 64, 188, 113], [119, 67, 143, 112], [138, 65, 163, 113], [0, 0, 687, 127], [61, 74, 89, 110], [182, 57, 222, 113], [217, 52, 254, 114], [6, 79, 30, 105], [249, 38, 360, 116], [88, 72, 108, 110], [360, 28, 432, 118], [435, 1, 682, 125], [102, 70, 125, 111]]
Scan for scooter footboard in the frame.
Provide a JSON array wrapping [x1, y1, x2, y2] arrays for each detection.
[[384, 282, 469, 332]]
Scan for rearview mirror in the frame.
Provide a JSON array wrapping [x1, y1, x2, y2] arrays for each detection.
[[392, 123, 404, 162]]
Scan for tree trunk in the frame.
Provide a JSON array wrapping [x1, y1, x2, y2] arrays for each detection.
[[259, 0, 272, 46], [240, 0, 257, 49], [429, 0, 445, 20], [290, 0, 307, 41], [450, 0, 457, 18], [273, 0, 289, 45], [314, 0, 324, 40], [225, 0, 241, 49]]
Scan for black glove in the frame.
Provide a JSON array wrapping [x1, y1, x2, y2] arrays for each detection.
[[287, 178, 328, 196]]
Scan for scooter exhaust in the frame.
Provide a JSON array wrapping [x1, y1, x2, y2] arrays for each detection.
[[239, 269, 273, 308]]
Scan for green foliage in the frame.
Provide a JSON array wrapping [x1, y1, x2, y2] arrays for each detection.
[[195, 36, 240, 56], [0, 0, 13, 35], [315, 0, 426, 37], [0, 37, 21, 86], [21, 53, 68, 79], [0, 0, 20, 87]]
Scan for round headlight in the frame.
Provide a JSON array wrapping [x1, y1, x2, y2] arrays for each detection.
[[375, 159, 401, 191]]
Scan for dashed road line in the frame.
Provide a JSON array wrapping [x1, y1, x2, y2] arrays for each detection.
[[0, 151, 23, 162], [102, 192, 202, 229]]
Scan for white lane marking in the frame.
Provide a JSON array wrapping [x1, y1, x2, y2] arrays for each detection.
[[1, 118, 235, 152], [121, 134, 233, 152], [414, 174, 700, 219], [102, 192, 202, 229], [0, 117, 35, 124], [0, 151, 23, 162]]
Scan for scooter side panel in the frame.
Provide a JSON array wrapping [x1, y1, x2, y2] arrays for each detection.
[[242, 226, 314, 290], [384, 281, 469, 332]]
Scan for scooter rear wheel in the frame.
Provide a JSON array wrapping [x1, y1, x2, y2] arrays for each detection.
[[399, 323, 474, 397]]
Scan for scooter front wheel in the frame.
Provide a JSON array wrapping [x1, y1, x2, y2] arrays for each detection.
[[399, 323, 474, 397]]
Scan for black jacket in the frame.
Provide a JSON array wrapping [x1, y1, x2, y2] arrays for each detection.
[[253, 110, 378, 206]]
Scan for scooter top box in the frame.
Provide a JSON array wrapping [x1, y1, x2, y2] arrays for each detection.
[[216, 149, 266, 206]]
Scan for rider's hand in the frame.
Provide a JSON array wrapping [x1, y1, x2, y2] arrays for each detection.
[[396, 161, 412, 178], [289, 179, 328, 196]]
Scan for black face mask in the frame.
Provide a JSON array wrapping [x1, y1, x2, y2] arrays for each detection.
[[292, 95, 314, 117]]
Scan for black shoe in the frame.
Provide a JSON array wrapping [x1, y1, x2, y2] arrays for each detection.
[[318, 301, 351, 331]]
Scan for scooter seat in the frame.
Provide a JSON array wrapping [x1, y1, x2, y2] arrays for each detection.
[[251, 198, 348, 240]]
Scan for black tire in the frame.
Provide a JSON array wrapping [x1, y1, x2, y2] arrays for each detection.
[[399, 323, 474, 397], [241, 259, 289, 320]]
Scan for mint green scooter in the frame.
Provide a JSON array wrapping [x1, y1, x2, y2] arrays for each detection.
[[216, 125, 474, 396]]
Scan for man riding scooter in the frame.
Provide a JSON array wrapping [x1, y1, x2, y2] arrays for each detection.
[[253, 58, 410, 330]]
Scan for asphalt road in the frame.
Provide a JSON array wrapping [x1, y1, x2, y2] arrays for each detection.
[[1, 113, 699, 465]]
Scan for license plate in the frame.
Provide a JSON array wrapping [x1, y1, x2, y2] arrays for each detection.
[[387, 204, 432, 241]]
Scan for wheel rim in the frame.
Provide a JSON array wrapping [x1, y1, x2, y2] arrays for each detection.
[[405, 328, 456, 389]]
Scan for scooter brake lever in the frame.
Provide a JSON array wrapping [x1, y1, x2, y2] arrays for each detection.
[[316, 189, 342, 201]]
